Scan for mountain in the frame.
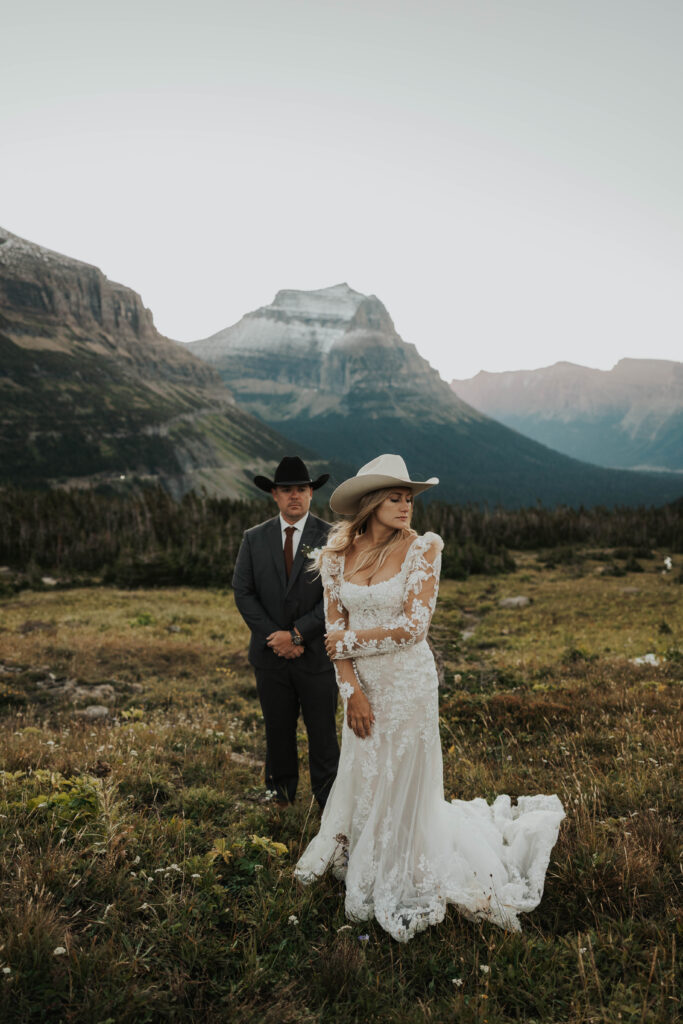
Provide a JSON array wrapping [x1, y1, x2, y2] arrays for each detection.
[[0, 228, 326, 498], [187, 286, 683, 508], [451, 360, 683, 472]]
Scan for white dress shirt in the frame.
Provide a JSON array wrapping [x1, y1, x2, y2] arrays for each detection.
[[279, 512, 309, 559]]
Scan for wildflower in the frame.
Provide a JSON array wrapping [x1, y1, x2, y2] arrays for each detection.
[[191, 873, 201, 879], [358, 934, 369, 942], [46, 740, 55, 746], [288, 915, 299, 926], [53, 947, 67, 956], [2, 967, 11, 975], [130, 750, 138, 757], [479, 964, 490, 974], [506, 755, 512, 761], [452, 977, 463, 987], [664, 556, 672, 572], [579, 947, 587, 954], [132, 855, 141, 865]]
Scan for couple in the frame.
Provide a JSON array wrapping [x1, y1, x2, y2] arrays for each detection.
[[233, 454, 565, 943]]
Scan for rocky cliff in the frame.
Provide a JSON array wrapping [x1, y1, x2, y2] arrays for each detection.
[[451, 360, 683, 472], [0, 228, 319, 497]]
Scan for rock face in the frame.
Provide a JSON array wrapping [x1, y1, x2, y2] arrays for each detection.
[[451, 360, 683, 472], [189, 283, 463, 423], [187, 287, 683, 508], [0, 228, 314, 497]]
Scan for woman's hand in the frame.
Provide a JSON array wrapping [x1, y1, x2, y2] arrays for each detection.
[[324, 630, 344, 659], [347, 688, 375, 739]]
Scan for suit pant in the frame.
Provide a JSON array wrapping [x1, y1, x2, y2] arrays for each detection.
[[254, 661, 340, 808]]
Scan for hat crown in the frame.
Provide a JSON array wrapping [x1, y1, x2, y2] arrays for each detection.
[[357, 454, 410, 481]]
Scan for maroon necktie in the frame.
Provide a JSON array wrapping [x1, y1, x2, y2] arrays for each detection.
[[284, 526, 296, 578]]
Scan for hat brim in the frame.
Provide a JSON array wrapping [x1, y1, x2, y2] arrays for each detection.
[[254, 474, 330, 493], [329, 474, 439, 515]]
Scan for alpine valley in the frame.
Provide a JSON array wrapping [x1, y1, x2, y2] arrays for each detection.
[[187, 285, 683, 507], [0, 228, 330, 499]]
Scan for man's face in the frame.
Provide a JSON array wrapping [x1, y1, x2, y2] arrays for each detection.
[[271, 484, 313, 524]]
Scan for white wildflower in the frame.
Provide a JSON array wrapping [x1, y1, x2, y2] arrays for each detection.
[[129, 749, 138, 757], [663, 556, 672, 572], [191, 873, 201, 879], [288, 915, 299, 925], [53, 947, 67, 956], [452, 977, 463, 987], [479, 964, 490, 974], [2, 967, 11, 975], [132, 855, 140, 865]]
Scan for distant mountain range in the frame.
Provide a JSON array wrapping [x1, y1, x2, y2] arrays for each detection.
[[2, 225, 682, 509], [451, 360, 683, 473], [187, 285, 683, 508], [0, 228, 329, 498]]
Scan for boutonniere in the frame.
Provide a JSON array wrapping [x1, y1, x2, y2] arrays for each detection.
[[301, 544, 323, 562]]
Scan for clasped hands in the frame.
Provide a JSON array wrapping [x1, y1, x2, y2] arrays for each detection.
[[266, 630, 304, 659]]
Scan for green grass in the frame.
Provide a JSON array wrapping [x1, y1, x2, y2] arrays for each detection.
[[0, 551, 680, 1022]]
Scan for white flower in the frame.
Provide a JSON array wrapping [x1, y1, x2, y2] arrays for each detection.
[[479, 964, 490, 974], [132, 855, 140, 865], [664, 556, 672, 571], [579, 946, 587, 954], [2, 967, 11, 975], [130, 749, 138, 757], [191, 873, 201, 879], [452, 977, 463, 987], [53, 947, 67, 956], [288, 915, 299, 926]]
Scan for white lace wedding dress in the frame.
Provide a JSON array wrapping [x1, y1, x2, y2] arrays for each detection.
[[294, 533, 565, 942]]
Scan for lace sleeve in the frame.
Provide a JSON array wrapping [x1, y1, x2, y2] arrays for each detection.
[[331, 534, 443, 659], [321, 554, 358, 700], [321, 553, 348, 631]]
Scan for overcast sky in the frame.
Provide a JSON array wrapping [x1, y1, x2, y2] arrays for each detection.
[[2, 0, 681, 380]]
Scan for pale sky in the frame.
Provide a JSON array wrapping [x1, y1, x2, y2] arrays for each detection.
[[2, 0, 681, 380]]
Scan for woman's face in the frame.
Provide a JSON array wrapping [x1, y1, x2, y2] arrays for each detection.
[[371, 488, 414, 532]]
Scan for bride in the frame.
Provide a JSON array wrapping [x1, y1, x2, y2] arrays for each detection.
[[294, 454, 565, 942]]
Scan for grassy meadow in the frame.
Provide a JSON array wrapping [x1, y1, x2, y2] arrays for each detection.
[[0, 548, 680, 1023]]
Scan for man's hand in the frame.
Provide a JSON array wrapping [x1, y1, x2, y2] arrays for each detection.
[[347, 688, 374, 739], [266, 630, 303, 659]]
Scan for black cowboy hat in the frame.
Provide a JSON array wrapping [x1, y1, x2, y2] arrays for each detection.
[[254, 456, 329, 493]]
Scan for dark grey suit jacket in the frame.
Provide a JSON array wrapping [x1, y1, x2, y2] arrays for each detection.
[[232, 513, 332, 672]]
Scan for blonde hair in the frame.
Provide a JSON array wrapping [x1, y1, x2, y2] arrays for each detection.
[[315, 487, 416, 579]]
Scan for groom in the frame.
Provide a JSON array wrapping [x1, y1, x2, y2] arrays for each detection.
[[232, 456, 340, 808]]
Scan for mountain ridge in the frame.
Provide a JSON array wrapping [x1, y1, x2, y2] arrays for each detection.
[[451, 359, 683, 472], [0, 227, 330, 498]]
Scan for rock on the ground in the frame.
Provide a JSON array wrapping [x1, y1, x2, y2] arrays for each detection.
[[74, 704, 110, 720], [499, 596, 531, 609]]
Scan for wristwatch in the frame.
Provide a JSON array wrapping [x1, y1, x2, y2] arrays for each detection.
[[290, 628, 304, 646]]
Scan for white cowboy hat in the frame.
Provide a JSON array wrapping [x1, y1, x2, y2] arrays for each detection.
[[329, 454, 439, 515]]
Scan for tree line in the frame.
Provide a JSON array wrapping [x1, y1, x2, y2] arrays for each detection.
[[0, 486, 680, 589]]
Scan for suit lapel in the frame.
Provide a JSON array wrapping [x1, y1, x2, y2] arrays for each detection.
[[286, 515, 322, 593], [266, 518, 288, 592]]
